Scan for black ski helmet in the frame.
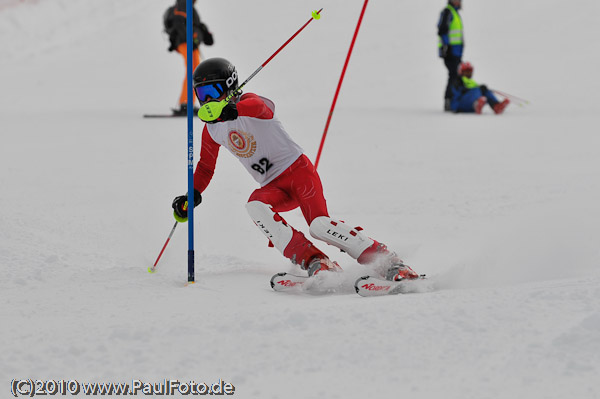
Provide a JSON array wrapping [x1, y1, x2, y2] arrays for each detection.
[[192, 57, 238, 98]]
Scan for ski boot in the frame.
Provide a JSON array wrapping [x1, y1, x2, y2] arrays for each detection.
[[357, 240, 420, 281], [307, 256, 342, 277], [493, 98, 510, 114], [385, 257, 419, 281], [474, 96, 486, 114]]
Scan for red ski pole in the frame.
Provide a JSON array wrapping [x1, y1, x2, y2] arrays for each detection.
[[243, 8, 323, 89], [148, 221, 179, 273], [198, 9, 323, 122], [314, 0, 369, 169]]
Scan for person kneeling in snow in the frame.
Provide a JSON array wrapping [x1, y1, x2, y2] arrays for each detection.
[[171, 57, 419, 281], [450, 62, 509, 114]]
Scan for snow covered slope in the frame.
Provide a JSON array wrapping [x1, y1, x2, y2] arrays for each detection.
[[1, 1, 599, 398]]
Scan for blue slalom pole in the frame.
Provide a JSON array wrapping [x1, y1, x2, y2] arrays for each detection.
[[186, 0, 195, 283]]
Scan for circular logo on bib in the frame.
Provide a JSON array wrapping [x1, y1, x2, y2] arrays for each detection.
[[228, 130, 256, 158]]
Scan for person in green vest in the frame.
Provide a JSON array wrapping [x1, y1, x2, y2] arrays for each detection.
[[450, 62, 510, 114], [437, 0, 464, 111]]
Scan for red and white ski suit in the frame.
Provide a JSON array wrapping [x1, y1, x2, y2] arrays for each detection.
[[194, 93, 384, 268]]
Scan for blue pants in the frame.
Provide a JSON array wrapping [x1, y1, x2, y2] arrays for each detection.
[[451, 87, 499, 113]]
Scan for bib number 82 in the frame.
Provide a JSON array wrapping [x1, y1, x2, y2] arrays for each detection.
[[252, 158, 273, 175]]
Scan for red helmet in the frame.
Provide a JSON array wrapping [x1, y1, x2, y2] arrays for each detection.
[[458, 62, 473, 76]]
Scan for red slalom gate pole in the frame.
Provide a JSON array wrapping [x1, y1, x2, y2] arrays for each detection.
[[314, 0, 369, 169]]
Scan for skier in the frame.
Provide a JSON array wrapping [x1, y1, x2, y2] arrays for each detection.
[[450, 61, 510, 114], [171, 57, 419, 281], [437, 0, 464, 111], [163, 0, 214, 116]]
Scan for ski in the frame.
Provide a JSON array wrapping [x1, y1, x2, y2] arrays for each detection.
[[354, 275, 427, 297], [143, 114, 186, 118], [271, 273, 429, 296], [270, 272, 308, 292], [143, 109, 199, 118]]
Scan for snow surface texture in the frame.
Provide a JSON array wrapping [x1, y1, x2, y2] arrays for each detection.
[[1, 0, 600, 398]]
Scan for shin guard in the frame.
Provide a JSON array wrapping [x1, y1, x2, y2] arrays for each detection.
[[308, 216, 374, 260], [246, 201, 294, 254], [246, 201, 328, 269]]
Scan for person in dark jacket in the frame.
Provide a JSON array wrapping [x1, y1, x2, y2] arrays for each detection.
[[163, 0, 214, 116], [450, 62, 510, 114], [437, 0, 464, 111]]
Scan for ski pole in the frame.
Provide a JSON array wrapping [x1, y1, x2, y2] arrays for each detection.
[[314, 0, 368, 169], [148, 221, 179, 273], [492, 89, 530, 105], [198, 9, 323, 122]]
